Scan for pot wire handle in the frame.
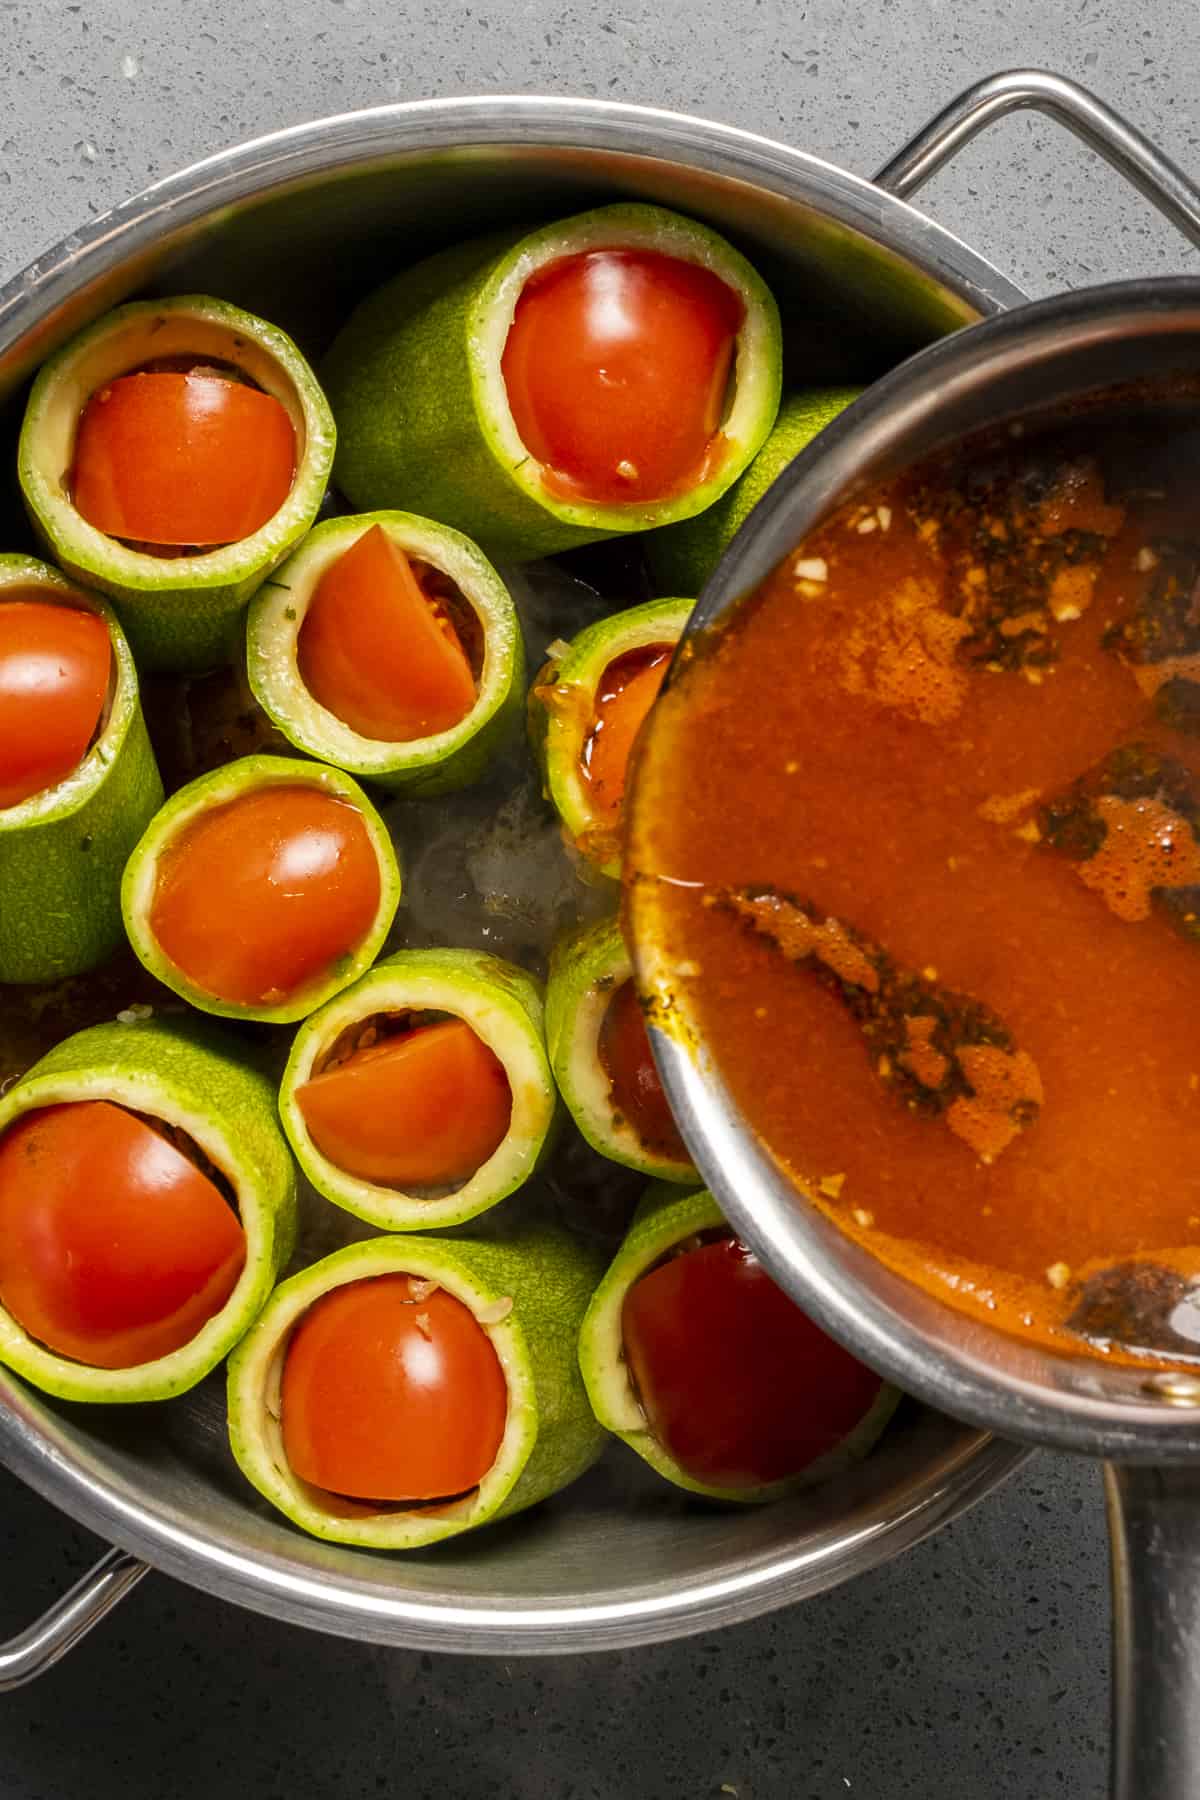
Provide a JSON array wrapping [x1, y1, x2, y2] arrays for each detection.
[[875, 68, 1200, 252], [1105, 1463, 1200, 1800], [0, 1545, 148, 1692]]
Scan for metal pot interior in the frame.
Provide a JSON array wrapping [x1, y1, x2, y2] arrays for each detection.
[[634, 277, 1200, 1467], [0, 100, 1030, 1649]]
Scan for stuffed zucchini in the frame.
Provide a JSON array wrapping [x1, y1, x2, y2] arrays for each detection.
[[646, 388, 861, 594], [529, 596, 692, 876], [0, 554, 162, 984], [227, 1223, 605, 1548], [579, 1185, 899, 1502], [245, 511, 523, 796], [279, 947, 557, 1230], [121, 754, 400, 1025], [0, 1016, 296, 1403], [546, 918, 694, 1182], [19, 295, 335, 673], [324, 204, 782, 561]]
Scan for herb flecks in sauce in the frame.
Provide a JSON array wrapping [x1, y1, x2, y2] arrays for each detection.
[[721, 888, 1042, 1164], [1039, 744, 1200, 935], [1103, 539, 1200, 730], [907, 453, 1124, 673]]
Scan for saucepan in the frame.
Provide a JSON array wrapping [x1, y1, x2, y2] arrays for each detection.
[[0, 68, 1197, 1697], [630, 282, 1200, 1796]]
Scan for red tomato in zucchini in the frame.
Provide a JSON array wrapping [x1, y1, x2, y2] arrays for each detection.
[[0, 598, 111, 808], [149, 785, 381, 1008], [501, 248, 742, 503], [295, 1019, 512, 1187], [0, 1100, 245, 1369], [598, 979, 687, 1161], [622, 1237, 884, 1489], [297, 525, 476, 742], [581, 644, 672, 825], [72, 372, 295, 546], [281, 1275, 508, 1501]]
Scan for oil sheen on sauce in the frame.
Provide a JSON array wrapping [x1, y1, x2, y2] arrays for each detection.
[[630, 405, 1200, 1366]]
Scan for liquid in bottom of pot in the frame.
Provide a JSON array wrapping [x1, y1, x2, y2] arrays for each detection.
[[631, 393, 1200, 1367]]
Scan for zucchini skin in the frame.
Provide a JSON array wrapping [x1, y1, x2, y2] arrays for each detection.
[[0, 557, 163, 984]]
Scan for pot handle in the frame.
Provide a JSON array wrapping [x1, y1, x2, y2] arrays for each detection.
[[874, 68, 1200, 253], [0, 1545, 148, 1692], [1105, 1462, 1200, 1798]]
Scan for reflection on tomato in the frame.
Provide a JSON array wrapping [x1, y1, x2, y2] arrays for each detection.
[[0, 1100, 245, 1369], [281, 1275, 508, 1501], [297, 525, 476, 742], [580, 643, 672, 826], [296, 1019, 512, 1187], [502, 249, 742, 505], [150, 784, 381, 1008], [598, 978, 687, 1161], [0, 598, 111, 808], [622, 1236, 884, 1488], [72, 371, 295, 546]]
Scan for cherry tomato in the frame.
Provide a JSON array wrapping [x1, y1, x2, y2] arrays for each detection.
[[622, 1236, 884, 1489], [501, 248, 742, 504], [149, 785, 381, 1008], [281, 1275, 508, 1501], [0, 598, 111, 809], [296, 1019, 512, 1187], [297, 525, 476, 742], [581, 643, 672, 826], [598, 978, 688, 1161], [72, 372, 295, 547], [0, 1100, 245, 1369]]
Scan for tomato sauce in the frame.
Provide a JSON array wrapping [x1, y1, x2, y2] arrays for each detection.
[[631, 406, 1200, 1365]]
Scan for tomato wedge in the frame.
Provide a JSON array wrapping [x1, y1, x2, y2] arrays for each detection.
[[0, 598, 111, 809], [0, 1100, 245, 1369], [297, 525, 476, 742], [296, 1019, 512, 1187], [580, 643, 672, 826], [501, 248, 743, 504], [281, 1275, 508, 1501], [72, 371, 295, 547], [598, 978, 687, 1160], [150, 785, 381, 1008], [622, 1236, 884, 1489]]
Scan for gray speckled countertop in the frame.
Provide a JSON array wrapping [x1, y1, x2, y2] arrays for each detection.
[[2, 2, 1198, 1795]]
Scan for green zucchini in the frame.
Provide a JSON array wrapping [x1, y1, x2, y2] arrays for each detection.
[[323, 205, 782, 561], [245, 511, 523, 796], [0, 555, 163, 984], [227, 1221, 606, 1548], [19, 295, 336, 674], [121, 753, 401, 1025], [578, 1185, 900, 1503], [646, 388, 861, 594], [529, 596, 692, 878], [545, 918, 694, 1183], [279, 947, 558, 1230], [0, 1016, 297, 1404]]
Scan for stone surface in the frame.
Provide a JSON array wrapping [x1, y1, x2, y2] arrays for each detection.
[[1, 0, 1193, 1794]]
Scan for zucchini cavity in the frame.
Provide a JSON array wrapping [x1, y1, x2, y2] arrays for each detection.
[[529, 595, 693, 877], [279, 948, 558, 1230], [227, 1224, 606, 1549], [0, 555, 163, 984], [19, 295, 336, 673], [546, 918, 695, 1182], [324, 205, 782, 561], [579, 1186, 900, 1503], [245, 511, 524, 796], [121, 754, 401, 1025], [0, 1016, 296, 1403]]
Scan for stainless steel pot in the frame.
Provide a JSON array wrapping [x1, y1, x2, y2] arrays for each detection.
[[1, 67, 1194, 1688], [632, 233, 1200, 1800]]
